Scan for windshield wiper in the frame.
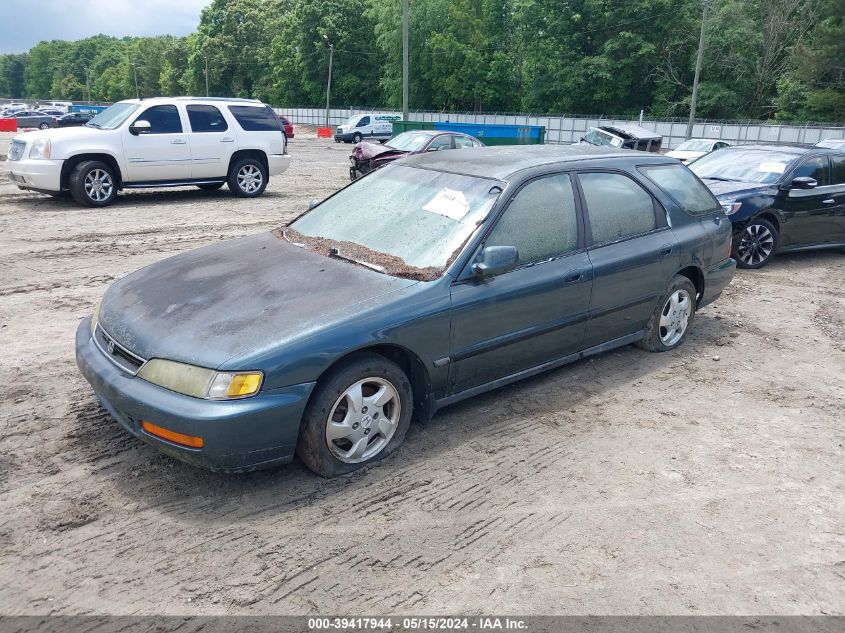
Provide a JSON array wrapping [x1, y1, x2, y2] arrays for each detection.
[[85, 122, 102, 129], [703, 176, 740, 182], [329, 248, 386, 273]]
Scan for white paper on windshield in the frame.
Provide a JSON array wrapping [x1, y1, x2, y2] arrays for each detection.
[[759, 162, 786, 174], [423, 187, 470, 221]]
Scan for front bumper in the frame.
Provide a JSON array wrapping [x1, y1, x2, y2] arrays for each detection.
[[5, 157, 62, 191], [700, 257, 736, 308], [267, 153, 292, 177], [75, 317, 315, 472], [334, 130, 354, 142]]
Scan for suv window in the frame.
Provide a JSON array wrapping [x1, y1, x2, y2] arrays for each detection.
[[187, 104, 228, 133], [639, 164, 718, 215], [485, 173, 578, 266], [579, 172, 657, 244], [793, 155, 830, 185], [136, 105, 182, 134], [228, 105, 282, 132], [832, 155, 845, 185]]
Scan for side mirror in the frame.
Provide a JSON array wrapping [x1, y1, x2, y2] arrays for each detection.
[[307, 198, 320, 210], [129, 120, 151, 135], [789, 176, 818, 190], [472, 246, 519, 278]]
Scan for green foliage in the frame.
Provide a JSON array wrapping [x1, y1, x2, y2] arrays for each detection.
[[0, 0, 842, 122]]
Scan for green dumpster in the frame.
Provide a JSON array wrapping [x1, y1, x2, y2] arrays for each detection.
[[391, 120, 436, 136]]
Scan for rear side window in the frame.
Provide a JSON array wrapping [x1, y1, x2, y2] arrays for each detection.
[[639, 164, 719, 215], [579, 172, 657, 244], [136, 105, 182, 134], [187, 105, 228, 133], [832, 155, 845, 185], [793, 155, 830, 185], [485, 173, 578, 266], [228, 105, 282, 132], [454, 136, 474, 149]]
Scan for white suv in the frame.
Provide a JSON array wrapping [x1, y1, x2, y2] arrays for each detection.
[[4, 97, 291, 207]]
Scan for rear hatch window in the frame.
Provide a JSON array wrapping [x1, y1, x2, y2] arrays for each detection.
[[228, 105, 283, 132]]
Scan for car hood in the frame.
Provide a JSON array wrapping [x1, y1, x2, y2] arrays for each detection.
[[351, 141, 408, 161], [98, 232, 417, 369], [12, 126, 118, 156], [698, 178, 772, 198]]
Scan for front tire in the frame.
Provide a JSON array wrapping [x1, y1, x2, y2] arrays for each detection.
[[352, 132, 363, 144], [69, 160, 118, 207], [297, 353, 413, 478], [227, 157, 268, 198], [638, 275, 697, 352], [735, 218, 778, 269]]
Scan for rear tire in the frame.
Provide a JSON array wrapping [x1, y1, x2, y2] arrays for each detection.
[[227, 157, 268, 198], [69, 160, 118, 207], [638, 275, 697, 352], [39, 122, 50, 129], [297, 353, 413, 478], [735, 218, 778, 269], [196, 182, 224, 191]]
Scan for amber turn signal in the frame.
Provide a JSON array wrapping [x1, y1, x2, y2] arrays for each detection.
[[141, 421, 204, 448]]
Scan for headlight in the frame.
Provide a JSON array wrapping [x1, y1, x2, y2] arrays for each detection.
[[91, 298, 102, 334], [28, 138, 51, 160], [137, 358, 263, 400], [720, 200, 741, 215]]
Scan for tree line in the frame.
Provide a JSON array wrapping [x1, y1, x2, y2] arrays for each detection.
[[0, 0, 843, 123]]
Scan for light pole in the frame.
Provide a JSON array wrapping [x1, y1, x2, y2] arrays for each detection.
[[402, 0, 409, 120], [686, 0, 709, 140], [325, 40, 334, 128]]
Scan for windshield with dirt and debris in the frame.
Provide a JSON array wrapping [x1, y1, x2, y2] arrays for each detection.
[[287, 165, 503, 276]]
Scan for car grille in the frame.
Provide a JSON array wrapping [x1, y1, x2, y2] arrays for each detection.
[[93, 323, 147, 375], [336, 127, 342, 134], [8, 140, 25, 161]]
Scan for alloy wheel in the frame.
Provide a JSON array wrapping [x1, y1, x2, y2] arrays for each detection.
[[325, 377, 401, 464], [737, 223, 774, 266], [84, 169, 114, 203], [659, 289, 692, 347], [236, 164, 263, 194]]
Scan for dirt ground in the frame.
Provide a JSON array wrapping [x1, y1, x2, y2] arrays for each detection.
[[0, 127, 843, 616]]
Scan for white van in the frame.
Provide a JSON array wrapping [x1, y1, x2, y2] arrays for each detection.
[[334, 113, 401, 143]]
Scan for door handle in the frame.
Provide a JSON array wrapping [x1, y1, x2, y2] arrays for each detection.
[[822, 198, 835, 204], [220, 137, 235, 143], [562, 270, 583, 284], [171, 138, 187, 144], [713, 215, 721, 225], [660, 244, 673, 257]]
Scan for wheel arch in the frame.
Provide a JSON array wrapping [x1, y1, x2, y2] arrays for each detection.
[[311, 344, 434, 424], [61, 153, 123, 190], [228, 149, 268, 175], [675, 265, 705, 305], [755, 210, 781, 233]]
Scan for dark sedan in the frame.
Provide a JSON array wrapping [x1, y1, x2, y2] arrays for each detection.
[[76, 145, 735, 477], [57, 112, 94, 127], [349, 130, 483, 181], [691, 145, 845, 268]]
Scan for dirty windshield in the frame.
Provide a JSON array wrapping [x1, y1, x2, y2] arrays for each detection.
[[582, 128, 622, 148], [290, 165, 502, 271], [386, 132, 433, 152], [690, 149, 800, 184]]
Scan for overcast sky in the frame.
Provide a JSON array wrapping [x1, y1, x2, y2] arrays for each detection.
[[1, 0, 211, 54]]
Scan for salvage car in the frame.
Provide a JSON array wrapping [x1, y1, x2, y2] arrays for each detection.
[[56, 112, 94, 127], [580, 124, 663, 152], [691, 144, 845, 268], [76, 145, 735, 477], [4, 97, 290, 207], [278, 114, 295, 138], [14, 110, 56, 129], [666, 139, 730, 164], [349, 130, 483, 180], [815, 138, 845, 150]]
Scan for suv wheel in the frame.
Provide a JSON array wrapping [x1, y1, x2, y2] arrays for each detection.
[[69, 160, 118, 207], [638, 275, 697, 352], [352, 132, 362, 144], [228, 157, 267, 198], [297, 353, 413, 478], [736, 218, 778, 269]]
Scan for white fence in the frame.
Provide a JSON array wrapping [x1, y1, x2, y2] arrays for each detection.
[[277, 106, 845, 150]]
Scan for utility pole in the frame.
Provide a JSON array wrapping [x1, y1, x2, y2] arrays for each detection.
[[325, 42, 334, 128], [402, 0, 409, 120], [686, 0, 709, 140], [133, 63, 139, 99], [85, 69, 91, 103], [204, 55, 210, 97]]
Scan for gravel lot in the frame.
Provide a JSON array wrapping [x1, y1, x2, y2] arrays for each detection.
[[0, 128, 843, 615]]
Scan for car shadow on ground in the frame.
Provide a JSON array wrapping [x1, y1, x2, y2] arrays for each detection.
[[3, 187, 287, 210], [70, 312, 736, 523]]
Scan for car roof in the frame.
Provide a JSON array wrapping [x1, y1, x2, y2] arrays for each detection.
[[120, 96, 264, 106], [400, 144, 673, 180], [597, 124, 662, 140], [720, 144, 815, 154]]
